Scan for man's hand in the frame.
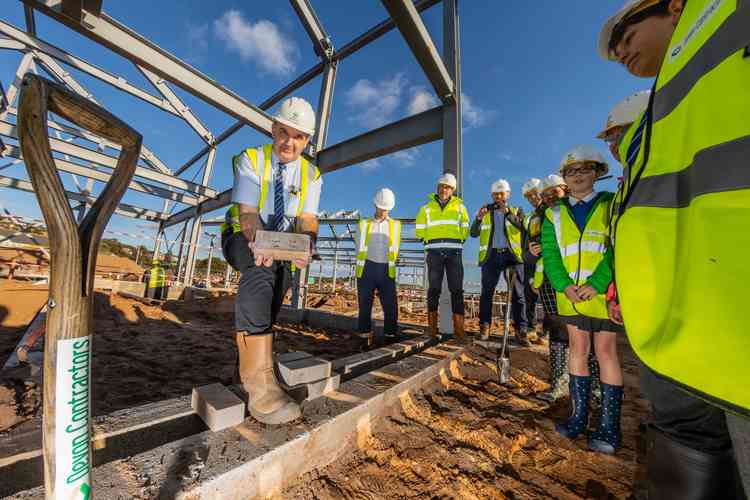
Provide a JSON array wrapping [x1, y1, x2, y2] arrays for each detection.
[[608, 301, 624, 325], [249, 242, 275, 267], [564, 285, 580, 303], [476, 206, 488, 220], [529, 242, 542, 257], [576, 285, 597, 301], [239, 207, 262, 243]]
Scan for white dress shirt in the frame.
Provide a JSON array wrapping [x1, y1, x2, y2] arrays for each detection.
[[362, 217, 391, 264]]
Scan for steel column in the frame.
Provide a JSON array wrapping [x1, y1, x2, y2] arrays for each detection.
[[442, 0, 462, 192], [313, 62, 337, 153], [183, 148, 216, 285], [289, 0, 332, 59]]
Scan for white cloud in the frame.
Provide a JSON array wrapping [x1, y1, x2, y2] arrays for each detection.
[[499, 152, 513, 161], [186, 23, 209, 57], [407, 87, 439, 115], [359, 158, 382, 171], [392, 149, 419, 167], [213, 10, 298, 76], [462, 93, 494, 129], [346, 73, 407, 128]]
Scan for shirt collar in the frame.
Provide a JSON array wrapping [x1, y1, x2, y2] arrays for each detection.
[[569, 190, 596, 205]]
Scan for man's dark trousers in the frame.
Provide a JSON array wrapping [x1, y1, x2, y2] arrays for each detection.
[[357, 260, 398, 340], [479, 248, 526, 331], [426, 248, 464, 314], [523, 261, 538, 331]]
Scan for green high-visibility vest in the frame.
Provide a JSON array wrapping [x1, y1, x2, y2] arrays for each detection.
[[221, 144, 319, 234], [415, 194, 469, 249], [477, 207, 523, 265], [545, 193, 613, 319], [615, 0, 750, 414], [148, 265, 165, 288], [355, 217, 401, 279]]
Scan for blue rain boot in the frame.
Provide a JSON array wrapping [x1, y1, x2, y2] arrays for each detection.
[[555, 374, 591, 439], [588, 383, 624, 454]]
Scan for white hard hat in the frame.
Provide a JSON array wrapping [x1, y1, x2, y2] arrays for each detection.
[[491, 179, 511, 193], [274, 96, 316, 136], [542, 174, 566, 191], [560, 145, 609, 176], [437, 173, 457, 189], [522, 178, 542, 195], [373, 188, 395, 210], [598, 90, 650, 139], [598, 0, 662, 60]]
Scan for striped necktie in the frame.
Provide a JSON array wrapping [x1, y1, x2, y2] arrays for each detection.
[[273, 163, 287, 231]]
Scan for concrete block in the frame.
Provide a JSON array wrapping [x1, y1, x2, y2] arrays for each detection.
[[305, 374, 341, 401], [276, 351, 312, 364], [277, 356, 332, 387], [192, 384, 245, 432]]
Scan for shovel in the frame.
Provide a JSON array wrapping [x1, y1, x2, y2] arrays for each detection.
[[497, 268, 514, 384]]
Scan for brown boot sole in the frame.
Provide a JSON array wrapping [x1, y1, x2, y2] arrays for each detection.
[[250, 401, 301, 425]]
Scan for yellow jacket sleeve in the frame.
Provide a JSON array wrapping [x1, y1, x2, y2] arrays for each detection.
[[415, 205, 427, 241], [460, 204, 470, 241]]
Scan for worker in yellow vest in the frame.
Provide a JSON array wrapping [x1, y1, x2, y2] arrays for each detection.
[[470, 179, 528, 344], [600, 0, 749, 495], [415, 173, 470, 340], [145, 259, 165, 299], [521, 178, 543, 340], [219, 96, 322, 425], [355, 188, 401, 347]]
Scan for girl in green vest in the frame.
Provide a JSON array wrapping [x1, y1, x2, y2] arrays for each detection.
[[541, 146, 624, 455]]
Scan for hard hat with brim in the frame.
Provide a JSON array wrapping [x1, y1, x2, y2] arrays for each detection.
[[274, 97, 316, 136], [374, 188, 396, 210], [598, 0, 664, 60], [437, 173, 457, 189], [560, 145, 610, 177], [597, 90, 651, 139]]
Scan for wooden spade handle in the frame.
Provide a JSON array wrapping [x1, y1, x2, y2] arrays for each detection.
[[17, 74, 142, 499]]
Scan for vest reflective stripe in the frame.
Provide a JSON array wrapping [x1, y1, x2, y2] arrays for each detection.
[[615, 0, 750, 414], [477, 207, 522, 265], [546, 195, 612, 319], [415, 195, 469, 248], [221, 144, 319, 234], [533, 259, 544, 289], [148, 266, 165, 288], [355, 218, 401, 279]]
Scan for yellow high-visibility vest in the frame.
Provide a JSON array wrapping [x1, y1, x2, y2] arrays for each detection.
[[614, 0, 750, 415], [415, 194, 469, 250], [148, 265, 165, 288], [355, 218, 401, 279], [220, 144, 319, 234]]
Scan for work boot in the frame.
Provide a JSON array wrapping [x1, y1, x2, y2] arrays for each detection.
[[646, 426, 745, 500], [515, 329, 531, 347], [538, 342, 569, 402], [555, 374, 591, 439], [479, 323, 490, 340], [427, 310, 439, 338], [452, 314, 466, 342], [589, 352, 602, 409], [236, 332, 301, 425], [588, 383, 624, 454]]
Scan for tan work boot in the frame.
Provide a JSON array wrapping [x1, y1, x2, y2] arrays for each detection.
[[236, 332, 301, 425], [452, 314, 466, 342], [427, 310, 439, 337], [479, 323, 490, 340]]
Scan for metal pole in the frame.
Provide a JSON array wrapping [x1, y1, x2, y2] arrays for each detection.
[[205, 233, 215, 287], [332, 239, 339, 292], [223, 265, 231, 289]]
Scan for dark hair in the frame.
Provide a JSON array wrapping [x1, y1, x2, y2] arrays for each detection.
[[609, 1, 672, 53]]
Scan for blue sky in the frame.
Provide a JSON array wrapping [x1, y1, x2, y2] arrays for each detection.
[[0, 2, 646, 284]]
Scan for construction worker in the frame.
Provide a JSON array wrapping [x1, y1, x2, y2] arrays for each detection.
[[415, 173, 469, 340], [470, 179, 527, 344], [541, 146, 623, 454], [355, 188, 401, 347], [220, 96, 321, 425], [600, 0, 749, 495], [521, 178, 543, 339], [145, 259, 165, 299], [597, 90, 650, 165]]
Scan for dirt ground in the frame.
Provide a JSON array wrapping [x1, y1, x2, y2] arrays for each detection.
[[283, 340, 648, 500]]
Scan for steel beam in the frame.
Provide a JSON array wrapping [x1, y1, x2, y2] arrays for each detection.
[[24, 5, 37, 35], [174, 0, 441, 176], [183, 148, 215, 285], [317, 106, 443, 173], [0, 174, 165, 221], [22, 5, 275, 136], [138, 65, 214, 144], [0, 20, 181, 118], [1, 52, 36, 113], [0, 39, 26, 50], [61, 0, 83, 22], [84, 0, 102, 16], [289, 0, 332, 59], [2, 144, 199, 205], [442, 0, 462, 193], [313, 62, 337, 153], [380, 0, 454, 101], [162, 189, 229, 229]]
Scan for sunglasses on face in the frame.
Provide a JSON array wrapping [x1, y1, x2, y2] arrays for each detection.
[[563, 166, 596, 177]]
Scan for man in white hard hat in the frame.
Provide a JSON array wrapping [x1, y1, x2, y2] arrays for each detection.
[[600, 0, 749, 495], [355, 188, 401, 348], [415, 173, 470, 340], [597, 90, 650, 164], [469, 179, 528, 344], [219, 96, 321, 425], [520, 178, 543, 340]]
